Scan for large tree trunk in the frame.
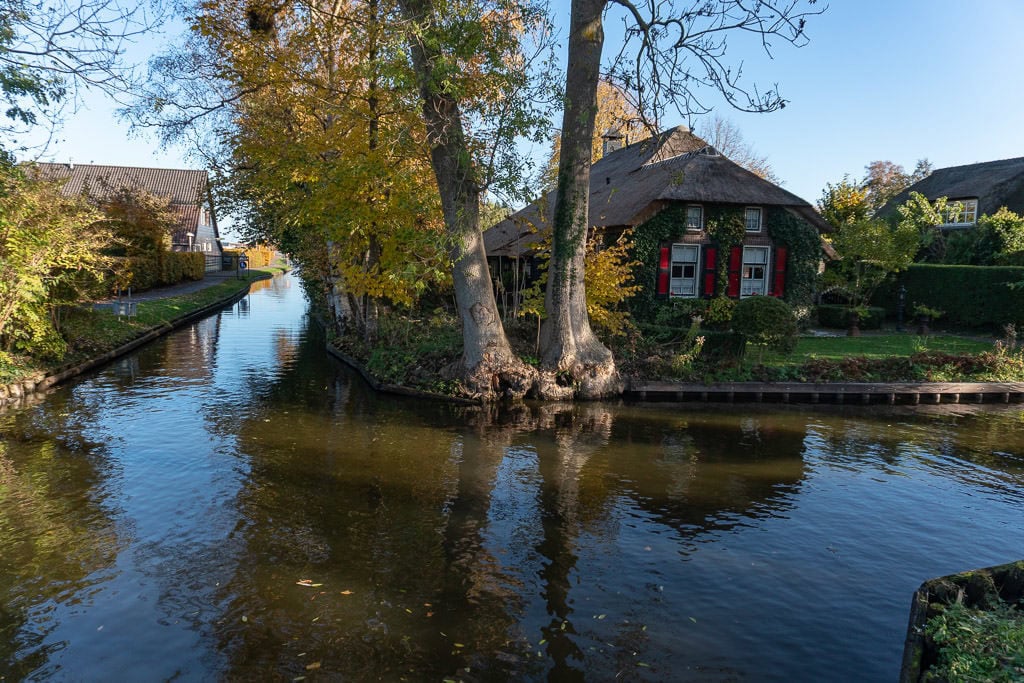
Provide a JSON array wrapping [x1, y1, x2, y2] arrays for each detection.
[[537, 0, 621, 400], [398, 0, 535, 400]]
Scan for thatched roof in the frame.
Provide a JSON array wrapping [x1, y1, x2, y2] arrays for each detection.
[[485, 126, 828, 257], [879, 156, 1024, 218], [27, 162, 216, 247]]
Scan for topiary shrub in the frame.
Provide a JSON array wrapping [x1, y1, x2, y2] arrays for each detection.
[[731, 296, 798, 358]]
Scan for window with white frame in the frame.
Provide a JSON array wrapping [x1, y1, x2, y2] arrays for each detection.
[[685, 205, 703, 231], [744, 207, 762, 232], [942, 198, 978, 227], [741, 246, 769, 296], [669, 244, 700, 297]]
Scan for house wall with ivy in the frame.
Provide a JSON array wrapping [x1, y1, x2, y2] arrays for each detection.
[[629, 203, 821, 324]]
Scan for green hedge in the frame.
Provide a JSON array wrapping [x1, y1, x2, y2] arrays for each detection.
[[815, 304, 885, 330], [123, 251, 206, 291], [875, 264, 1024, 330]]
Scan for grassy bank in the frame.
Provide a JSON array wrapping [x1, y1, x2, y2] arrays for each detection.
[[0, 266, 286, 387], [629, 331, 1024, 383]]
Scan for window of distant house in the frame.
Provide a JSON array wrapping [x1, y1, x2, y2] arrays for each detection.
[[745, 207, 762, 232], [942, 198, 978, 227], [685, 205, 703, 231], [741, 246, 769, 297], [670, 244, 700, 297]]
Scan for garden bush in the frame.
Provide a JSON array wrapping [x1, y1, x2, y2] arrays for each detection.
[[731, 296, 798, 356]]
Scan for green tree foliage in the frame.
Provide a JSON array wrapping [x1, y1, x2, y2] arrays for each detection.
[[818, 176, 869, 229], [822, 217, 918, 310], [0, 166, 109, 358], [895, 191, 949, 261]]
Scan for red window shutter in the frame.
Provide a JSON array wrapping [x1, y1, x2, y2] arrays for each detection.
[[772, 246, 788, 297], [726, 246, 741, 297], [656, 246, 670, 298], [702, 246, 717, 298]]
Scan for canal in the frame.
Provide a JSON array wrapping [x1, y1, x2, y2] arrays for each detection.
[[2, 272, 1023, 681]]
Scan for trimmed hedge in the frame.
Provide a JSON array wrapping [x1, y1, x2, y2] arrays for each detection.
[[876, 264, 1024, 330], [815, 304, 885, 330], [123, 251, 206, 291]]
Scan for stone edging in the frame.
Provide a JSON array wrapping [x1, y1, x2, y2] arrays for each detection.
[[0, 272, 275, 409]]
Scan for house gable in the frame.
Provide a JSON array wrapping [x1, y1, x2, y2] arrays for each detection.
[[879, 156, 1024, 220], [28, 163, 223, 259]]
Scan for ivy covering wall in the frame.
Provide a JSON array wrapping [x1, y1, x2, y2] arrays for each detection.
[[765, 207, 821, 318], [628, 203, 822, 324]]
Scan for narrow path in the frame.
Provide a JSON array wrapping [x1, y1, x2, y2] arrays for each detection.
[[97, 270, 250, 303]]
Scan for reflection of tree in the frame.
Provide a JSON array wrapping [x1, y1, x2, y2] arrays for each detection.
[[209, 333, 529, 679], [0, 406, 119, 678], [805, 407, 1024, 499], [532, 403, 612, 681]]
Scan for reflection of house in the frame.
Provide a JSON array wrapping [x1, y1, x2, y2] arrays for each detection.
[[31, 163, 224, 271], [881, 157, 1024, 227], [484, 126, 829, 301]]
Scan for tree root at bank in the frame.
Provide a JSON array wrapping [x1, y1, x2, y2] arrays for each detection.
[[446, 350, 538, 402]]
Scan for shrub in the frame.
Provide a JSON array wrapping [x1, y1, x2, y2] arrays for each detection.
[[699, 330, 747, 362], [875, 264, 1024, 329], [815, 304, 885, 330], [731, 296, 798, 357]]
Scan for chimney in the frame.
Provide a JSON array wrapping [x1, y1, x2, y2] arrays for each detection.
[[601, 128, 626, 157]]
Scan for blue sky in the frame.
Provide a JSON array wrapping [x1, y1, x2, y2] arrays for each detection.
[[24, 0, 1024, 214]]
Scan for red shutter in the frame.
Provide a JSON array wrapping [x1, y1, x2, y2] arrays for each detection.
[[772, 246, 788, 297], [702, 246, 717, 298], [656, 246, 670, 298], [726, 246, 741, 297]]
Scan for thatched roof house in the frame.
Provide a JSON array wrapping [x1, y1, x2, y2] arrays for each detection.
[[879, 156, 1024, 226], [485, 126, 829, 303], [29, 162, 224, 270]]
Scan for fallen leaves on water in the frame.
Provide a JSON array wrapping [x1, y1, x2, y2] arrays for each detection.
[[296, 579, 323, 587], [340, 590, 354, 595], [305, 661, 322, 671]]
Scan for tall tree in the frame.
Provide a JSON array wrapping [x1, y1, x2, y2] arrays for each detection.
[[395, 0, 554, 399], [696, 115, 779, 183], [861, 159, 930, 215], [818, 176, 870, 229], [540, 79, 648, 191], [1, 0, 160, 149], [540, 0, 822, 399]]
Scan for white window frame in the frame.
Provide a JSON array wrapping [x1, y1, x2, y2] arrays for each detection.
[[740, 246, 770, 297], [941, 198, 978, 227], [685, 205, 703, 232], [669, 244, 700, 298], [744, 207, 762, 232]]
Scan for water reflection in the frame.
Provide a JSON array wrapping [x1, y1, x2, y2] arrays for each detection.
[[1, 274, 1023, 681]]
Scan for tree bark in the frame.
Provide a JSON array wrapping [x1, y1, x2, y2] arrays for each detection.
[[538, 0, 621, 400], [397, 0, 536, 400]]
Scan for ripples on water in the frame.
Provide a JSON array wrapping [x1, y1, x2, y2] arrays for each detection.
[[1, 273, 1023, 681]]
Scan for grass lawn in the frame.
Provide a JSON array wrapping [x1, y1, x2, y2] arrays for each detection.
[[761, 333, 995, 365]]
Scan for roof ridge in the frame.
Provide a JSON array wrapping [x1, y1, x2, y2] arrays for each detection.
[[31, 161, 207, 174]]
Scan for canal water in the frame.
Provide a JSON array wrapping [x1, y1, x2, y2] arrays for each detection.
[[2, 273, 1023, 681]]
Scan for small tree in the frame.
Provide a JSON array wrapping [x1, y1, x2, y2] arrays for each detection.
[[818, 177, 870, 229], [731, 295, 797, 361], [0, 167, 108, 359], [822, 218, 918, 329]]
